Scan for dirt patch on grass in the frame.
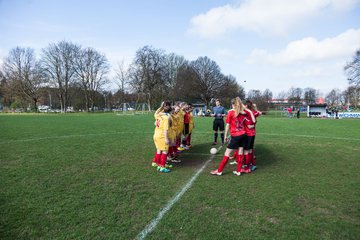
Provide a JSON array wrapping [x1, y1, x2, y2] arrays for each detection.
[[267, 216, 280, 224]]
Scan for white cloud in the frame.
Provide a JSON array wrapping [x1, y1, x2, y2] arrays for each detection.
[[189, 0, 360, 37], [216, 48, 237, 59], [246, 28, 360, 64]]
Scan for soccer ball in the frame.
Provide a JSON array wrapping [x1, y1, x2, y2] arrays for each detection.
[[210, 148, 217, 155]]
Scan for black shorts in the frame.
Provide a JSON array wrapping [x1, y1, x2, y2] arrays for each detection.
[[183, 123, 189, 135], [213, 119, 224, 131], [227, 134, 247, 149], [245, 135, 255, 150]]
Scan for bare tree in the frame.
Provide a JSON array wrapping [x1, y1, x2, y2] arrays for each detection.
[[41, 41, 80, 112], [190, 56, 224, 105], [128, 46, 166, 110], [163, 53, 187, 101], [287, 87, 302, 105], [344, 49, 360, 86], [174, 63, 201, 102], [0, 70, 10, 108], [344, 86, 360, 108], [247, 89, 262, 100], [325, 88, 341, 107], [217, 75, 244, 107], [74, 47, 109, 111], [304, 87, 318, 105], [2, 47, 45, 111], [247, 89, 270, 111], [263, 88, 273, 102], [114, 60, 130, 106], [276, 91, 287, 100]]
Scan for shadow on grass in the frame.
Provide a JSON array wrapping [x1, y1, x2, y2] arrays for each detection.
[[254, 143, 278, 168], [174, 142, 218, 168], [168, 142, 278, 172]]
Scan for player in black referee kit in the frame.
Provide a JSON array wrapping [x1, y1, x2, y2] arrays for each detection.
[[211, 99, 226, 145]]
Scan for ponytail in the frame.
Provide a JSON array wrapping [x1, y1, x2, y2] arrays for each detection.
[[231, 97, 245, 116], [246, 100, 256, 111]]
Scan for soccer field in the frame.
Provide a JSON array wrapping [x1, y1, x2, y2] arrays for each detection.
[[0, 113, 359, 239]]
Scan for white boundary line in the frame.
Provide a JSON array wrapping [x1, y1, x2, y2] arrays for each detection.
[[257, 132, 360, 141], [136, 145, 223, 240], [0, 132, 133, 144], [1, 131, 359, 145]]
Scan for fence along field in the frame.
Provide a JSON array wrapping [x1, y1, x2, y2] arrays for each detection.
[[0, 113, 359, 239]]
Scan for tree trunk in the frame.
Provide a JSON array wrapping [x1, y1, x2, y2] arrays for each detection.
[[33, 98, 38, 112], [147, 98, 151, 111], [84, 92, 89, 112]]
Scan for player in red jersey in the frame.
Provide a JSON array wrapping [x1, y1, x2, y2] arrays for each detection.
[[244, 100, 261, 171], [210, 97, 254, 176], [181, 104, 191, 149]]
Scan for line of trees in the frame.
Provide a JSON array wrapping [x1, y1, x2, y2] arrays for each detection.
[[0, 41, 110, 112], [325, 86, 359, 109], [0, 42, 244, 112], [274, 85, 359, 110], [124, 46, 244, 110], [276, 87, 320, 105], [0, 42, 359, 112]]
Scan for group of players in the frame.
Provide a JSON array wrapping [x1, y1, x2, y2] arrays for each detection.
[[210, 97, 261, 176], [151, 101, 195, 173], [151, 97, 261, 175]]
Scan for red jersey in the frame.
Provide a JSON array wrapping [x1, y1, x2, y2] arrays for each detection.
[[253, 110, 261, 118], [184, 112, 190, 124], [245, 110, 258, 136], [226, 109, 251, 136]]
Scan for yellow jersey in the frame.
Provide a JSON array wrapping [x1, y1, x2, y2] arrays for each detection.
[[154, 112, 170, 139], [153, 112, 171, 151], [178, 109, 185, 133]]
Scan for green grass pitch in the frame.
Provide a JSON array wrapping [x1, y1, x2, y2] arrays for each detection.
[[0, 113, 359, 239]]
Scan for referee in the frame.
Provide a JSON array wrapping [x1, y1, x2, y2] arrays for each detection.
[[211, 99, 226, 145]]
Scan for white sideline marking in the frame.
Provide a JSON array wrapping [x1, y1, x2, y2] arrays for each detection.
[[194, 132, 360, 141], [258, 132, 360, 141], [0, 132, 134, 144], [1, 131, 359, 145], [136, 146, 223, 240]]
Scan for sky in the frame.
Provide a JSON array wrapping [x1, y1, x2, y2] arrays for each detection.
[[0, 0, 360, 97]]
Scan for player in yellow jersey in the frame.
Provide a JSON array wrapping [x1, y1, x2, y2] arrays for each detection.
[[177, 102, 186, 151], [186, 104, 195, 148], [167, 106, 181, 162], [152, 101, 173, 173]]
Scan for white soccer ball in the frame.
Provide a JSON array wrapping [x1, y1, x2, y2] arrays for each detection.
[[210, 148, 217, 155]]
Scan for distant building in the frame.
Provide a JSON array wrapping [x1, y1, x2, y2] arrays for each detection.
[[269, 98, 288, 104], [316, 97, 325, 104], [192, 103, 207, 116], [307, 104, 327, 118]]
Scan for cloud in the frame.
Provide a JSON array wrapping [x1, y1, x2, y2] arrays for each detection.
[[246, 28, 360, 64], [188, 0, 360, 37], [216, 48, 237, 59]]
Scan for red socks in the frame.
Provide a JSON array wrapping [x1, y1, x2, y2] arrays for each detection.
[[245, 154, 251, 165], [153, 153, 161, 164], [232, 150, 238, 159], [168, 147, 173, 157], [218, 156, 229, 172], [160, 153, 167, 167], [236, 154, 244, 172]]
